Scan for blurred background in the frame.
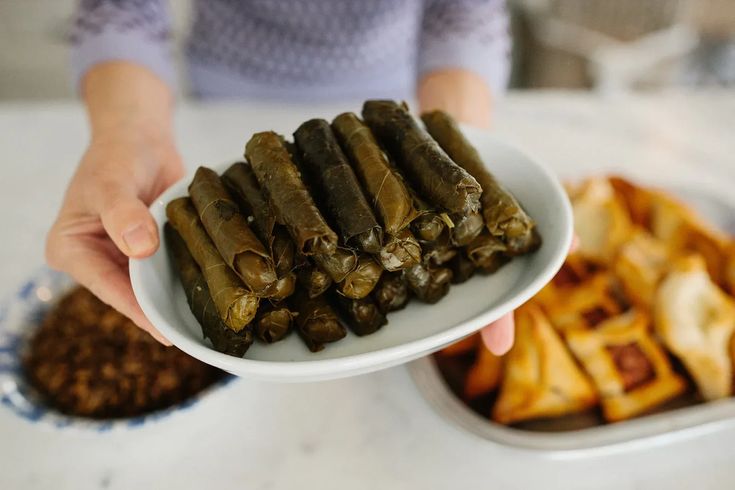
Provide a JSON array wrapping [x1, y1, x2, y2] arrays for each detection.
[[2, 0, 735, 100]]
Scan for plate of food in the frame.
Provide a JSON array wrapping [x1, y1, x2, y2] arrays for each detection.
[[0, 268, 230, 431], [130, 100, 572, 382], [412, 176, 735, 454]]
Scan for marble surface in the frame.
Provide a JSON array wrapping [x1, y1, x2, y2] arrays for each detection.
[[1, 90, 735, 489]]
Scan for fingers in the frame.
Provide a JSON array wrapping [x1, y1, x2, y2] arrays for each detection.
[[47, 234, 171, 346], [480, 313, 515, 355], [96, 189, 159, 259], [570, 234, 580, 253]]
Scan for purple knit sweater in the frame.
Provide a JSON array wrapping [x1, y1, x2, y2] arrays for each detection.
[[71, 0, 510, 100]]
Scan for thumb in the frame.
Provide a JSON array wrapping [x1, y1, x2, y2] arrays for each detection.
[[97, 186, 160, 259]]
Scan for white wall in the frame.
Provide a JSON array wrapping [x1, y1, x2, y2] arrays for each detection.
[[0, 0, 191, 100]]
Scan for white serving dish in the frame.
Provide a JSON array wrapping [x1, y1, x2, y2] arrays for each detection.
[[408, 355, 735, 458], [130, 127, 573, 382], [408, 184, 735, 457]]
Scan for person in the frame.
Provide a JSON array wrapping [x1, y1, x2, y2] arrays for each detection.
[[45, 0, 515, 353]]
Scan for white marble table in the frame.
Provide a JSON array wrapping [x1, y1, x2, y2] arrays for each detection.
[[1, 90, 735, 490]]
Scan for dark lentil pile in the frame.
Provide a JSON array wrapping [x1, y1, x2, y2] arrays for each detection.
[[23, 287, 224, 419]]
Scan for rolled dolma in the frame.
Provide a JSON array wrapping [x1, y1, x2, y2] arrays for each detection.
[[421, 110, 541, 255], [269, 231, 296, 276], [449, 251, 477, 284], [422, 244, 458, 267], [245, 131, 338, 256], [223, 162, 297, 299], [254, 303, 295, 343], [378, 229, 422, 272], [268, 272, 297, 301], [412, 212, 449, 243], [223, 162, 297, 275], [338, 255, 384, 299], [408, 188, 450, 243], [313, 246, 358, 283], [166, 198, 259, 331], [331, 112, 419, 235], [331, 292, 387, 336], [362, 100, 481, 214], [222, 162, 275, 243], [297, 262, 333, 298], [405, 264, 453, 304], [467, 232, 510, 273], [165, 224, 253, 356], [373, 272, 411, 314], [291, 290, 347, 352], [188, 167, 277, 295], [450, 211, 484, 247], [294, 119, 383, 253]]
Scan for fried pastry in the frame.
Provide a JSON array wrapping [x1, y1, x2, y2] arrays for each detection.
[[655, 255, 735, 400], [725, 242, 735, 297], [464, 342, 503, 400], [566, 310, 686, 422], [613, 228, 671, 308], [569, 178, 632, 264], [439, 334, 479, 357], [492, 304, 598, 424], [608, 176, 654, 228], [540, 273, 629, 333], [648, 191, 729, 286]]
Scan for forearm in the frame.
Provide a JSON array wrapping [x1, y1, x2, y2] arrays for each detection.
[[417, 68, 494, 128], [82, 61, 175, 143]]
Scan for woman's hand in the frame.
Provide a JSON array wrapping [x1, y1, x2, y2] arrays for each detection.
[[418, 68, 494, 129], [46, 62, 182, 344], [418, 68, 513, 354]]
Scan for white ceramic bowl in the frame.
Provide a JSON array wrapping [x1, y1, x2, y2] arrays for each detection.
[[130, 128, 573, 382]]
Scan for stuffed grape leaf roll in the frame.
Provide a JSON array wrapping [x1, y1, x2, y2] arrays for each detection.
[[450, 211, 484, 247], [297, 261, 333, 299], [338, 255, 383, 299], [222, 162, 276, 244], [467, 232, 510, 273], [165, 224, 253, 357], [405, 263, 453, 304], [254, 303, 295, 344], [372, 272, 410, 314], [449, 250, 477, 284], [331, 112, 419, 235], [166, 198, 259, 331], [421, 110, 541, 255], [362, 100, 481, 214], [294, 119, 383, 253], [313, 246, 358, 283], [378, 228, 422, 272], [223, 161, 298, 300], [245, 131, 338, 256], [189, 167, 277, 295], [331, 292, 387, 336], [291, 290, 347, 352]]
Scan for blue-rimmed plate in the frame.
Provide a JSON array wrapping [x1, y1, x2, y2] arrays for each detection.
[[0, 267, 234, 431]]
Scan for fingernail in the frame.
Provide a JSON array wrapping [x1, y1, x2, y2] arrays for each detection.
[[123, 224, 155, 255]]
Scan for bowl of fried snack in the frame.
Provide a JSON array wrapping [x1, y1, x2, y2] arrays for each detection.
[[0, 270, 229, 430], [412, 176, 735, 452]]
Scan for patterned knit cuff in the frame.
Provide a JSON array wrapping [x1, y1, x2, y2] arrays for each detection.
[[70, 30, 176, 93], [418, 35, 511, 96]]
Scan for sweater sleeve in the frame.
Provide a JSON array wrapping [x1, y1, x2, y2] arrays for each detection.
[[69, 0, 176, 91], [418, 0, 511, 95]]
